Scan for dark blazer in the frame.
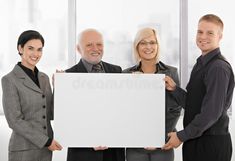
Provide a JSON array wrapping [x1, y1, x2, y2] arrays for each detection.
[[1, 65, 53, 161], [123, 61, 182, 142], [66, 59, 122, 73], [66, 59, 124, 161]]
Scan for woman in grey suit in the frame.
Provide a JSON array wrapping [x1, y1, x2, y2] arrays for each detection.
[[123, 27, 181, 161], [1, 30, 62, 161]]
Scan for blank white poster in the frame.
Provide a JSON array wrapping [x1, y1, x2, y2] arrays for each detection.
[[53, 73, 165, 148]]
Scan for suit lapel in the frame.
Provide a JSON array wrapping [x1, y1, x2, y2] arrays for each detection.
[[13, 65, 43, 93], [38, 72, 47, 93], [102, 62, 109, 73], [77, 59, 89, 73]]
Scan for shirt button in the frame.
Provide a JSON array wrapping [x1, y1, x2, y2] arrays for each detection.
[[42, 115, 46, 119], [43, 126, 47, 129], [42, 94, 45, 98], [43, 105, 46, 109]]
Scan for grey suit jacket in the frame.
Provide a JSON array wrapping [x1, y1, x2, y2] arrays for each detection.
[[1, 65, 53, 152]]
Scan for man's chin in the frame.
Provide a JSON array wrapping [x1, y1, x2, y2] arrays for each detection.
[[90, 59, 102, 64]]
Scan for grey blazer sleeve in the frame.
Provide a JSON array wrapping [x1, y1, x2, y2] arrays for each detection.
[[165, 68, 182, 138], [2, 76, 49, 149]]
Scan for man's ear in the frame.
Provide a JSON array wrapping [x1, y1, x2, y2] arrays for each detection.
[[219, 32, 223, 40], [77, 44, 81, 55]]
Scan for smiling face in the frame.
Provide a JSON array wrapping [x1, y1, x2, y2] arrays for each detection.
[[137, 35, 158, 61], [196, 20, 222, 55], [19, 39, 43, 70], [77, 30, 104, 64]]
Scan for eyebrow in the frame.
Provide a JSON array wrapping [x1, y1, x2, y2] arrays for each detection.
[[140, 40, 156, 42], [28, 45, 43, 49]]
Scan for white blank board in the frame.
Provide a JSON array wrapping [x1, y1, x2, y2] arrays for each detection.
[[54, 73, 165, 147]]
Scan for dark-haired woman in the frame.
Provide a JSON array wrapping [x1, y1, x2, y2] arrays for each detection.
[[1, 30, 62, 161]]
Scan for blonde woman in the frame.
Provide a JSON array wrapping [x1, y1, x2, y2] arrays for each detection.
[[123, 27, 181, 161]]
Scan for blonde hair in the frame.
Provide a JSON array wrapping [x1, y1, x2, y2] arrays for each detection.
[[133, 27, 160, 63], [199, 14, 224, 31]]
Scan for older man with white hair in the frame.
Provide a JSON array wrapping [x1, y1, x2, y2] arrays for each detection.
[[65, 28, 125, 161]]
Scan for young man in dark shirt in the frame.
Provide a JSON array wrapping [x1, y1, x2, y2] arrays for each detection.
[[163, 14, 234, 161]]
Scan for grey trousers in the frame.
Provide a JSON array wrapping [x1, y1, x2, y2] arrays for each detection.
[[9, 147, 52, 161], [126, 148, 174, 161]]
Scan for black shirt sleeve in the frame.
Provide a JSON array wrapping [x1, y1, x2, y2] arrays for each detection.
[[177, 64, 231, 142]]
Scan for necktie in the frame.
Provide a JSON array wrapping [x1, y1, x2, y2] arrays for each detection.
[[91, 63, 103, 73]]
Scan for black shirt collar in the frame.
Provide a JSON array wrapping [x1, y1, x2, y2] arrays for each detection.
[[197, 48, 221, 66], [17, 62, 40, 87], [134, 61, 169, 73]]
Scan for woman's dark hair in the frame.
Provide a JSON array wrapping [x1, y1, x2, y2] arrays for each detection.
[[17, 30, 44, 56]]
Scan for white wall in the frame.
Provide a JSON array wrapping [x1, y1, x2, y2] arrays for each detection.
[[0, 115, 11, 161]]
